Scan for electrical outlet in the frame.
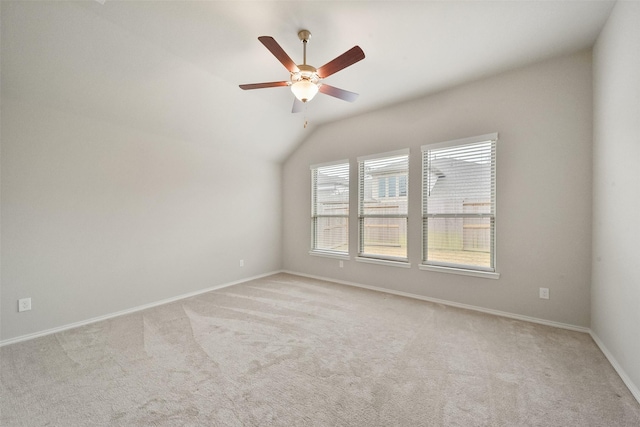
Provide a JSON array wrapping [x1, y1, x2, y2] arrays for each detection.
[[339, 260, 344, 268], [239, 259, 244, 267], [539, 288, 550, 300], [18, 298, 32, 312]]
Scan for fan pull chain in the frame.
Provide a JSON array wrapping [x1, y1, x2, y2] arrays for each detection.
[[303, 103, 309, 128]]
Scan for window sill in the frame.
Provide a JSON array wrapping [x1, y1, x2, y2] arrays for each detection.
[[309, 250, 350, 261], [356, 256, 411, 269], [419, 264, 500, 279]]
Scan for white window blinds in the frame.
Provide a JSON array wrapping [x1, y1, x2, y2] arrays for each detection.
[[358, 150, 409, 261], [422, 134, 497, 271], [311, 161, 349, 254]]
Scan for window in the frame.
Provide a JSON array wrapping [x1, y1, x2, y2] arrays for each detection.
[[375, 176, 407, 198], [358, 150, 409, 262], [311, 160, 349, 256], [421, 133, 497, 273], [399, 175, 407, 197]]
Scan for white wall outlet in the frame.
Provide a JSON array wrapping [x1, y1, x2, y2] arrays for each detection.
[[239, 259, 244, 267], [18, 298, 32, 312], [539, 288, 550, 299], [339, 260, 344, 268]]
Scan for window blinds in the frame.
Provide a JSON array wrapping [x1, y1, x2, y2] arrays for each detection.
[[422, 134, 497, 271], [358, 150, 409, 261], [311, 161, 349, 254]]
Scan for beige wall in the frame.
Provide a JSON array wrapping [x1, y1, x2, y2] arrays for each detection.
[[283, 51, 593, 328], [1, 100, 282, 341], [592, 0, 640, 398]]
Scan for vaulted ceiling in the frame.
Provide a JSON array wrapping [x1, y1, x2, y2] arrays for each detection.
[[1, 1, 615, 162]]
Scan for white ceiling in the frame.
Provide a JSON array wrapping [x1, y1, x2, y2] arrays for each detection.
[[1, 1, 615, 162]]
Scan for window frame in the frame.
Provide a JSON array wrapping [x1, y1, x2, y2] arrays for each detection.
[[420, 133, 499, 279], [310, 159, 350, 259], [357, 149, 410, 265]]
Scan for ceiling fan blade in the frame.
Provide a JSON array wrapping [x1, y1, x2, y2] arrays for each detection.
[[316, 46, 365, 79], [318, 84, 359, 102], [258, 36, 299, 73], [239, 81, 289, 90], [292, 97, 305, 113]]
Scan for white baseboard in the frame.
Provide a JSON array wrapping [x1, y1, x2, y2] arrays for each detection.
[[0, 270, 282, 348], [282, 270, 590, 333], [590, 331, 640, 404]]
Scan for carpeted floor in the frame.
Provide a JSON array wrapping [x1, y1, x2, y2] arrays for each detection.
[[1, 273, 639, 426]]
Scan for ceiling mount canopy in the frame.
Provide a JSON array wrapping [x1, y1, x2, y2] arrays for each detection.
[[239, 29, 365, 113]]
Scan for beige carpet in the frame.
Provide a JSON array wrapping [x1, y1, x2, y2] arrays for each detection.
[[1, 273, 639, 426]]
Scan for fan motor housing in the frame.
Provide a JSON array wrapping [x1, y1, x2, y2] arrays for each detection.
[[292, 64, 319, 84]]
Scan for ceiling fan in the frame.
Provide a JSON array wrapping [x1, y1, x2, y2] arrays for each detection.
[[239, 30, 365, 113]]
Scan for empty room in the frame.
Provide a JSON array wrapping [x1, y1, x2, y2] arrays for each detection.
[[1, 1, 639, 425]]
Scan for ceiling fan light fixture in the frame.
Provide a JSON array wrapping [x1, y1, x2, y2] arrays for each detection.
[[291, 79, 319, 103], [239, 30, 364, 111], [291, 64, 319, 103]]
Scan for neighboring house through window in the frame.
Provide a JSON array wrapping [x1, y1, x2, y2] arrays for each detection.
[[310, 160, 349, 256], [421, 133, 497, 273], [377, 175, 407, 198], [358, 149, 409, 262]]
